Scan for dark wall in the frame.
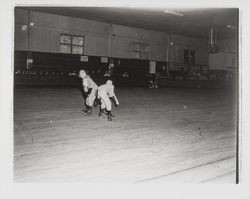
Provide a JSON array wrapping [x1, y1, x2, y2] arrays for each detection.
[[14, 51, 150, 87], [14, 50, 235, 88]]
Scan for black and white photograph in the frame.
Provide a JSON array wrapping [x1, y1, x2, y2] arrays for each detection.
[[13, 6, 239, 183], [1, 1, 250, 199]]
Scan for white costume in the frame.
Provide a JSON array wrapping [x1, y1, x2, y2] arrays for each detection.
[[82, 75, 98, 107], [98, 80, 116, 111], [97, 80, 119, 121], [79, 70, 98, 114]]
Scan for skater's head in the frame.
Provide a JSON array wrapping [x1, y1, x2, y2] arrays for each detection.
[[106, 80, 113, 85], [79, 70, 86, 79]]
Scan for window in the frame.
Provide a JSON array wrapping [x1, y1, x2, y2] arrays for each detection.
[[132, 42, 150, 59], [60, 34, 84, 54]]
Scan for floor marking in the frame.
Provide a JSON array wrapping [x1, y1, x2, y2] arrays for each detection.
[[200, 170, 236, 183], [14, 121, 53, 163], [135, 156, 236, 183]]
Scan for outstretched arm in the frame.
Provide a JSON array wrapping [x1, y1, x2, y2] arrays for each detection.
[[109, 89, 119, 107], [112, 94, 119, 106]]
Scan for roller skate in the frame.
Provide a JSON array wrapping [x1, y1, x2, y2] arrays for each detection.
[[81, 106, 92, 115], [107, 111, 115, 121]]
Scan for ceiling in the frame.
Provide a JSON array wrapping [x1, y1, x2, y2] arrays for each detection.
[[20, 7, 238, 39]]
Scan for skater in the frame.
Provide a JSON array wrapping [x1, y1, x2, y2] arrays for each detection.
[[79, 69, 98, 115], [97, 80, 119, 121]]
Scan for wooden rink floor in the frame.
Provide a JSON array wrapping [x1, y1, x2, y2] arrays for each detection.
[[14, 86, 238, 183]]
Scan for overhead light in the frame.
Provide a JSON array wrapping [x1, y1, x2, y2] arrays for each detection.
[[226, 25, 237, 30], [164, 10, 184, 17]]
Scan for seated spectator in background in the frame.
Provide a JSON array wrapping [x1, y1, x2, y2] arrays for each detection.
[[160, 65, 167, 77], [188, 71, 203, 80], [160, 65, 170, 78], [196, 72, 201, 80], [188, 71, 194, 80], [97, 68, 101, 75], [176, 68, 186, 80], [104, 70, 111, 77], [68, 70, 77, 76], [209, 73, 216, 80], [122, 71, 129, 78], [200, 74, 208, 80]]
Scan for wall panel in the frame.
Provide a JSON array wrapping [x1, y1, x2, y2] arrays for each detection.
[[27, 11, 110, 56], [15, 24, 28, 51], [168, 34, 208, 64], [29, 28, 50, 52], [111, 38, 134, 59], [14, 8, 209, 65], [218, 38, 237, 53], [15, 8, 28, 50], [209, 38, 238, 70], [85, 35, 109, 57], [196, 50, 209, 65], [111, 25, 168, 61], [150, 44, 167, 61]]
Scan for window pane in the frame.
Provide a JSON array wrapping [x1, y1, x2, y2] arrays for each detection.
[[72, 36, 84, 45], [133, 43, 140, 51], [60, 34, 71, 44], [140, 51, 149, 59], [140, 45, 149, 52], [133, 51, 140, 59], [60, 44, 71, 53], [72, 45, 83, 54]]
